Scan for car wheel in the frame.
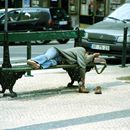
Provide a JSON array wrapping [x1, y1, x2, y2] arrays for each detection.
[[36, 40, 51, 44], [36, 40, 43, 44], [57, 39, 69, 44], [43, 40, 51, 44], [9, 42, 15, 45]]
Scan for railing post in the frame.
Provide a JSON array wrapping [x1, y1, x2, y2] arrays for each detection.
[[2, 0, 11, 68], [74, 27, 81, 47], [26, 42, 32, 76], [121, 25, 128, 67]]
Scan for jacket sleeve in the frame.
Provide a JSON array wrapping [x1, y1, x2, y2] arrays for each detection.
[[85, 54, 94, 64], [76, 49, 86, 69], [78, 53, 95, 82]]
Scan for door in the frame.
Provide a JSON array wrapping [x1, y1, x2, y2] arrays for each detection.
[[61, 0, 69, 13]]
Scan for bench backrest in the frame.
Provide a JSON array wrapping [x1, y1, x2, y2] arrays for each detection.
[[0, 29, 85, 42], [0, 28, 85, 68]]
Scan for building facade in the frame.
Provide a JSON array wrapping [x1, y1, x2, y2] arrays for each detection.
[[79, 0, 126, 24], [0, 0, 126, 26]]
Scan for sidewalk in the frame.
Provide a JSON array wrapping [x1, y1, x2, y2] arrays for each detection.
[[0, 64, 130, 130]]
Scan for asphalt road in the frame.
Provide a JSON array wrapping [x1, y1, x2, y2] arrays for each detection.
[[0, 40, 130, 65], [0, 40, 74, 64]]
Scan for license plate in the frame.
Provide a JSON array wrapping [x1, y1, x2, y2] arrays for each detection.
[[91, 44, 110, 51], [59, 21, 67, 25]]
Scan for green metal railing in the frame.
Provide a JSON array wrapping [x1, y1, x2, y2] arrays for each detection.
[[0, 29, 85, 42]]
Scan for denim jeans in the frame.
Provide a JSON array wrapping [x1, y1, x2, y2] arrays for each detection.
[[32, 47, 62, 69]]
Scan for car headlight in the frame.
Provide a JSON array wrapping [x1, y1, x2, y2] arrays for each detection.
[[83, 32, 88, 39], [117, 36, 123, 42], [117, 35, 130, 43]]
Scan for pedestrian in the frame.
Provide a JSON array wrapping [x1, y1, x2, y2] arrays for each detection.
[[27, 47, 100, 93]]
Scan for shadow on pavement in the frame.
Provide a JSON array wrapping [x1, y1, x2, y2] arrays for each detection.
[[3, 86, 78, 101], [105, 57, 130, 65]]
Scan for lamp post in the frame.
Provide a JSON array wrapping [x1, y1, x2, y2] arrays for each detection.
[[2, 0, 11, 68]]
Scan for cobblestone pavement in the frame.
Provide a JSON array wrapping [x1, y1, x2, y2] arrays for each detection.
[[0, 64, 130, 130]]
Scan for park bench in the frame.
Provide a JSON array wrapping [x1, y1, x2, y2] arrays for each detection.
[[0, 28, 107, 97]]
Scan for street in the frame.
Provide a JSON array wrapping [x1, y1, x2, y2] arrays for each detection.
[[0, 40, 74, 64], [0, 40, 130, 66]]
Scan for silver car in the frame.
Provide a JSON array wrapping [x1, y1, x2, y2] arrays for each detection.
[[82, 1, 130, 57]]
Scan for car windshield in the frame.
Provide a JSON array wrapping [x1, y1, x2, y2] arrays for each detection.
[[0, 12, 4, 16], [107, 3, 130, 21], [0, 9, 16, 18], [0, 10, 5, 17]]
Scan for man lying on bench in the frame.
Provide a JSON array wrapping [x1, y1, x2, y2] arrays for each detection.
[[27, 47, 100, 93]]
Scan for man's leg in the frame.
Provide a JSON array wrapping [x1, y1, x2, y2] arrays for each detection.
[[40, 59, 57, 69], [27, 47, 60, 69], [45, 47, 59, 60], [27, 60, 40, 69], [27, 54, 48, 69], [78, 78, 89, 93]]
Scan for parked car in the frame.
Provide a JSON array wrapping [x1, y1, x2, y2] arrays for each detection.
[[0, 7, 73, 44], [81, 1, 130, 58]]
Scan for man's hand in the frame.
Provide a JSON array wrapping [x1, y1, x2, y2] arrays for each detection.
[[93, 53, 100, 58]]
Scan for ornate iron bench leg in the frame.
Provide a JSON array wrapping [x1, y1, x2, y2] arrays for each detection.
[[64, 67, 81, 88], [0, 87, 6, 94], [67, 80, 75, 87], [0, 71, 25, 97]]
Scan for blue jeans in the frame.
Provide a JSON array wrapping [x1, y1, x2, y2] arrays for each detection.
[[32, 47, 62, 69]]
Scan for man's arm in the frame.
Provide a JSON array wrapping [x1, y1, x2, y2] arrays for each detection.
[[79, 67, 86, 86], [78, 53, 100, 87]]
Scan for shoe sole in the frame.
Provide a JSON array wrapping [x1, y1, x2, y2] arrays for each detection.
[[27, 60, 40, 70]]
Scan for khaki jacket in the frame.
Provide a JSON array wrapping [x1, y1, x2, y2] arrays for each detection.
[[57, 47, 94, 80]]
